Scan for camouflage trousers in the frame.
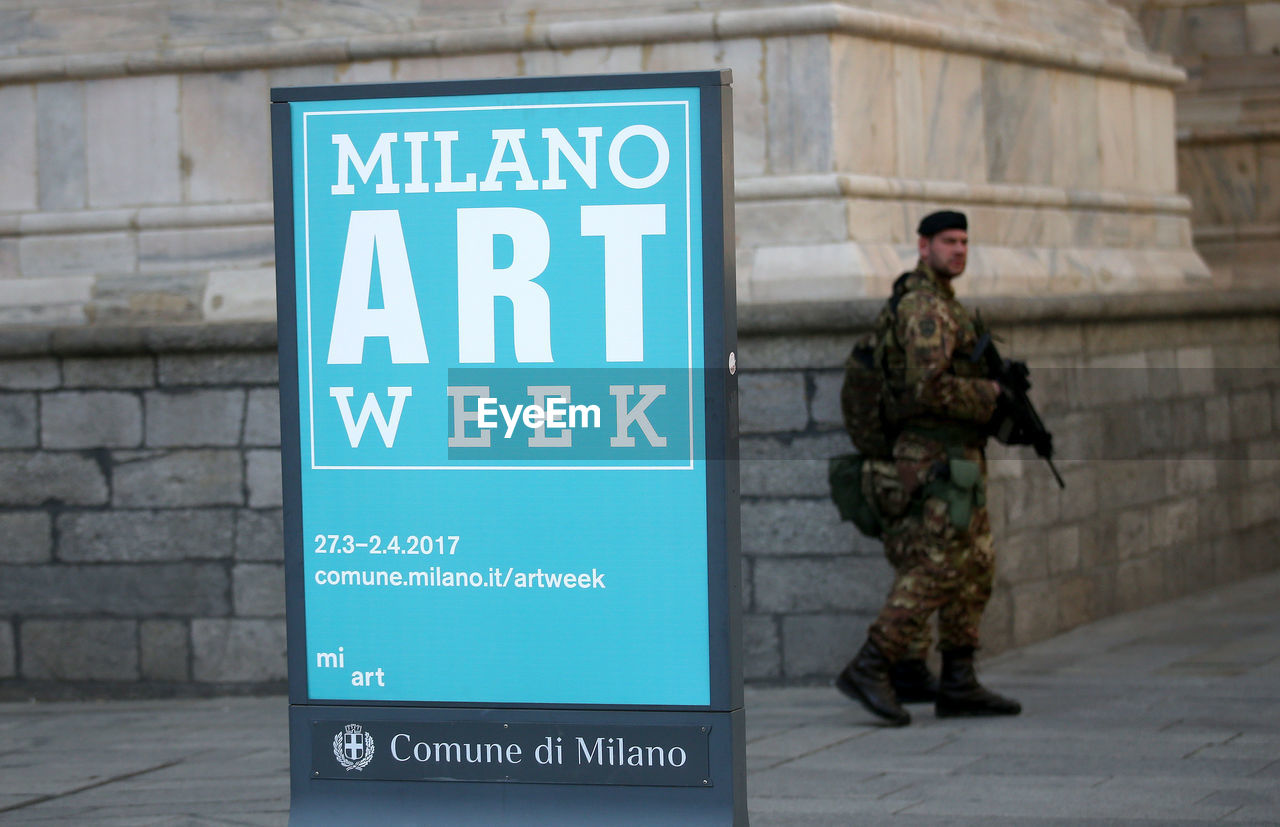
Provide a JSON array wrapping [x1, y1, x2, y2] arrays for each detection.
[[867, 436, 995, 662]]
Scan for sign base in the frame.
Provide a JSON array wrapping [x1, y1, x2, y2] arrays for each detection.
[[289, 704, 746, 825]]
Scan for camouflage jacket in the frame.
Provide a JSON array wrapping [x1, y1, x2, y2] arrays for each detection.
[[878, 261, 1000, 440]]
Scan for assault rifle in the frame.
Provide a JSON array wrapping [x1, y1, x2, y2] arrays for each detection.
[[970, 321, 1065, 489]]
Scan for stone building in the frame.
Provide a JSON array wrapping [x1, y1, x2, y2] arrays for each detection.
[[0, 0, 1276, 696], [1121, 1, 1280, 287]]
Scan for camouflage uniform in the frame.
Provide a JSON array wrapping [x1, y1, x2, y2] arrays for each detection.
[[866, 261, 1001, 662]]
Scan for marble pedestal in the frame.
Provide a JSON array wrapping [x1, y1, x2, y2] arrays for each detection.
[[0, 0, 1206, 324]]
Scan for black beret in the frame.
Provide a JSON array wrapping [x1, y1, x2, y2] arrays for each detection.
[[917, 210, 968, 237]]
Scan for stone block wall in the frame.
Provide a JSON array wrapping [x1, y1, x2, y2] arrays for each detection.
[[0, 324, 286, 697], [737, 291, 1280, 682], [1, 292, 1277, 695]]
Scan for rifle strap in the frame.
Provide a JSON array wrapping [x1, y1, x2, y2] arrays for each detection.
[[888, 270, 914, 315], [969, 332, 991, 364]]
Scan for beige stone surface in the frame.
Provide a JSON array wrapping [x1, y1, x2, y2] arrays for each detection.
[[1049, 71, 1101, 191], [640, 36, 769, 180], [890, 44, 926, 181], [385, 51, 523, 84], [736, 199, 849, 246], [984, 62, 1055, 186], [0, 238, 16, 279], [0, 0, 1206, 321], [35, 80, 89, 212], [1180, 142, 1259, 226], [1185, 3, 1249, 56], [765, 34, 832, 176], [85, 75, 182, 207], [534, 44, 646, 77], [1096, 78, 1137, 191], [752, 241, 874, 301], [0, 84, 37, 212], [334, 59, 394, 85], [1259, 140, 1280, 223], [924, 52, 987, 182], [202, 267, 277, 322], [19, 231, 136, 278], [0, 275, 92, 326], [1125, 1, 1280, 286], [1151, 88, 1179, 191], [1246, 2, 1280, 54], [892, 48, 988, 183], [831, 37, 895, 177], [1133, 85, 1173, 192], [137, 225, 274, 274], [845, 199, 910, 243], [0, 0, 1156, 62], [718, 39, 767, 178], [267, 63, 339, 89], [180, 70, 273, 203]]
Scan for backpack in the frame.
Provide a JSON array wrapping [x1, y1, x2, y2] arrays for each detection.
[[829, 273, 915, 538], [828, 453, 883, 538], [837, 272, 914, 459], [838, 332, 894, 459]]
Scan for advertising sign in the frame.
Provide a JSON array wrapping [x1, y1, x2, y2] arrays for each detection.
[[272, 71, 741, 824]]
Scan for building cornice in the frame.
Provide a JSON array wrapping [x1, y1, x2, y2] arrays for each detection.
[[737, 289, 1280, 335], [736, 174, 1193, 215], [0, 290, 1274, 356], [0, 3, 1186, 87]]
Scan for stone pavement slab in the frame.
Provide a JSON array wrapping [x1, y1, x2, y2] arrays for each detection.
[[745, 570, 1280, 825], [1, 570, 1278, 825]]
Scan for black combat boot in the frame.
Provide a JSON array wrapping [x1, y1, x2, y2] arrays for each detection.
[[935, 646, 1021, 717], [889, 658, 939, 703], [836, 640, 911, 726]]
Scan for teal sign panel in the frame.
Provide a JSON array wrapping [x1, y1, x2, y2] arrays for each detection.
[[286, 84, 711, 706]]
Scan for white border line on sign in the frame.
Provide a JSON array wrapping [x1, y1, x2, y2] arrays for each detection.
[[299, 97, 698, 471]]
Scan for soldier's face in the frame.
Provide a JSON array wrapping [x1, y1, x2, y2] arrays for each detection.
[[919, 229, 968, 278]]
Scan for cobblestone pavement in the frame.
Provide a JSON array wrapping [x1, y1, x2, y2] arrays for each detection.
[[2, 570, 1278, 825]]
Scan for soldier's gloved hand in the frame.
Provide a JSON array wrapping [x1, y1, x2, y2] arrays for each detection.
[[1000, 359, 1031, 394], [988, 386, 1019, 443]]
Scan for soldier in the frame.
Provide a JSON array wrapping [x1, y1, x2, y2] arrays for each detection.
[[836, 210, 1022, 726]]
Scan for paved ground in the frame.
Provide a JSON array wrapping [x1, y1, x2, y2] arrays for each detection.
[[2, 571, 1278, 825]]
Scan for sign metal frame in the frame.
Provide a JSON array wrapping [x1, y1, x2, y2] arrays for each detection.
[[271, 70, 742, 824]]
